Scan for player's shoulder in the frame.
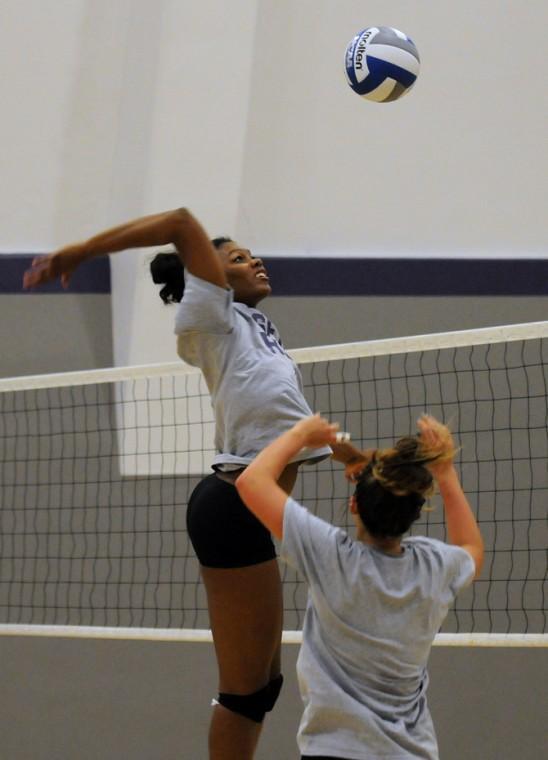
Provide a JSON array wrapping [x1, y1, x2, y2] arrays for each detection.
[[285, 497, 343, 540], [183, 269, 232, 297], [404, 535, 470, 563]]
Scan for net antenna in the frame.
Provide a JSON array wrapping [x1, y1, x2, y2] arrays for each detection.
[[1, 321, 546, 647]]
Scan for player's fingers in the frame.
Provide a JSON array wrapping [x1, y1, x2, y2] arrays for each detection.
[[345, 462, 364, 482], [23, 268, 42, 289], [317, 417, 338, 432]]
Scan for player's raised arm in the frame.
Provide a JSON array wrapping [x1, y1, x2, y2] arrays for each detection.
[[23, 208, 226, 291], [418, 415, 484, 578], [236, 414, 340, 540]]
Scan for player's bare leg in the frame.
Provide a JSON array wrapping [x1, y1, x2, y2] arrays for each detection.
[[202, 558, 283, 760]]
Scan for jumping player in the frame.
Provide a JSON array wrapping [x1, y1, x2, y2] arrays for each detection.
[[23, 207, 331, 760]]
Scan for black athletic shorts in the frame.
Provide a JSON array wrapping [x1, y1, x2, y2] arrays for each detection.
[[186, 473, 277, 568]]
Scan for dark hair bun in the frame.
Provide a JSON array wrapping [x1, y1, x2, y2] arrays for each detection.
[[378, 438, 433, 496], [354, 437, 434, 539], [150, 252, 185, 304]]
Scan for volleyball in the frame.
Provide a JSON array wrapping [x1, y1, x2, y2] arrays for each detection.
[[344, 26, 420, 102]]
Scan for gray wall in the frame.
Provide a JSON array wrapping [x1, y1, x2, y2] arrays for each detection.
[[4, 292, 547, 378], [264, 295, 548, 349], [0, 638, 546, 760], [0, 294, 113, 378]]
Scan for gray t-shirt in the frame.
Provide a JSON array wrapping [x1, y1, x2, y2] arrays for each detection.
[[281, 497, 475, 760], [174, 272, 331, 469]]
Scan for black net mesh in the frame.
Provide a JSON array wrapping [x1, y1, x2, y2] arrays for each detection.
[[0, 332, 546, 635]]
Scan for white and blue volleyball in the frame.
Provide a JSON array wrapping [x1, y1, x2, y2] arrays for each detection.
[[344, 27, 420, 102]]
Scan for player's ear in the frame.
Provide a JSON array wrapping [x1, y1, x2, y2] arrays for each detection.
[[349, 495, 358, 514]]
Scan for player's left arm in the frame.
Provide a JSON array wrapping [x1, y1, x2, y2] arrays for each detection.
[[236, 415, 339, 539]]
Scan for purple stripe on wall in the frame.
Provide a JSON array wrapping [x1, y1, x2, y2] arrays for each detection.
[[262, 258, 548, 296], [1, 254, 546, 296]]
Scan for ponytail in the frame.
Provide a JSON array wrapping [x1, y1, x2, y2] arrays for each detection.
[[149, 237, 233, 304], [150, 252, 185, 304]]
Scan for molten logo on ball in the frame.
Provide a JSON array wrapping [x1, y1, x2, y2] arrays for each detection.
[[353, 29, 373, 70]]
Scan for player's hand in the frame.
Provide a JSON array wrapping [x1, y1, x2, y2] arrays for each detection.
[[293, 414, 340, 448], [343, 450, 376, 483], [331, 438, 375, 482], [417, 414, 455, 478], [23, 243, 89, 289]]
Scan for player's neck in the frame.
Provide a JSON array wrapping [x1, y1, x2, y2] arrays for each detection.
[[357, 524, 403, 556]]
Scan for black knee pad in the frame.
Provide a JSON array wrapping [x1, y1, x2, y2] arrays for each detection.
[[216, 675, 284, 724], [217, 683, 270, 723]]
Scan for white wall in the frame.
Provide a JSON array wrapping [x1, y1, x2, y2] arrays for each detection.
[[237, 0, 548, 256], [0, 0, 87, 249], [111, 0, 259, 366], [1, 1, 547, 367]]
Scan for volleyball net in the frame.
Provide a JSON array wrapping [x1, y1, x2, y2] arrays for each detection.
[[0, 321, 546, 646]]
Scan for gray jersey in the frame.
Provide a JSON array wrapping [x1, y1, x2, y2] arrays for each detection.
[[174, 272, 331, 469], [281, 497, 475, 760]]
